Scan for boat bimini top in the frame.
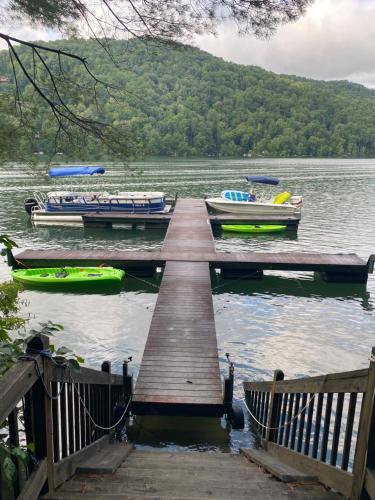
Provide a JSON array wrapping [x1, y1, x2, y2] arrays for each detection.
[[245, 175, 280, 185], [48, 166, 106, 177]]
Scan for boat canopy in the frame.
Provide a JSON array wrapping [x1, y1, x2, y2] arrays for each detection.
[[245, 175, 279, 185], [48, 166, 105, 177]]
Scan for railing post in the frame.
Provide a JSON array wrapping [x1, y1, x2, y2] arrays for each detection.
[[25, 335, 54, 493], [351, 346, 375, 499], [265, 369, 284, 448], [101, 361, 111, 432]]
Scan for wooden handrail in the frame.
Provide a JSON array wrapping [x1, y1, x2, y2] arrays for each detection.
[[51, 364, 123, 385], [0, 335, 132, 500], [0, 355, 43, 424], [243, 348, 375, 500], [244, 368, 369, 394]]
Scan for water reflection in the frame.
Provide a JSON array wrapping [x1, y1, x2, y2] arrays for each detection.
[[128, 416, 231, 452], [212, 274, 372, 311], [214, 229, 298, 242]]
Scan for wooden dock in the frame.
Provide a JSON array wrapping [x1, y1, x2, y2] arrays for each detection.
[[13, 248, 372, 281], [133, 199, 223, 416], [82, 210, 300, 230], [10, 198, 374, 420]]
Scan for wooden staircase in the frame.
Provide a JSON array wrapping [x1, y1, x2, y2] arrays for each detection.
[[47, 448, 340, 499]]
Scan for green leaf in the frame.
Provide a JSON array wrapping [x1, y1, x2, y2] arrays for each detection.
[[11, 447, 28, 463], [0, 235, 18, 250], [3, 455, 16, 482], [56, 346, 71, 356], [76, 356, 85, 364], [68, 358, 81, 372], [53, 356, 66, 366], [27, 442, 35, 454]]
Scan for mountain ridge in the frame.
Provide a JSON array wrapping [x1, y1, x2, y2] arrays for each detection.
[[1, 38, 375, 158]]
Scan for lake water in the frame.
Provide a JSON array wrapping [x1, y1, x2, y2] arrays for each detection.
[[0, 158, 374, 452]]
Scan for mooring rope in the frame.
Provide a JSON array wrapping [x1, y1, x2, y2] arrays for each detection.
[[19, 352, 66, 400], [211, 270, 265, 292], [70, 376, 132, 431], [124, 269, 160, 290], [20, 353, 130, 430], [243, 373, 328, 432], [242, 394, 316, 431]]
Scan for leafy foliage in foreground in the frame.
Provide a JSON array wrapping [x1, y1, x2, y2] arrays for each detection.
[[1, 38, 375, 158]]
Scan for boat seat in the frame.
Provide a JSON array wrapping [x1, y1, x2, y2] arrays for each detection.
[[222, 191, 249, 202], [273, 191, 291, 204]]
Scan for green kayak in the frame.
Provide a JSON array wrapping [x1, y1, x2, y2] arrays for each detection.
[[221, 224, 287, 233], [12, 267, 125, 286]]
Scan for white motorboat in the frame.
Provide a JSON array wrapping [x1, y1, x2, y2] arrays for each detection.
[[205, 175, 303, 216]]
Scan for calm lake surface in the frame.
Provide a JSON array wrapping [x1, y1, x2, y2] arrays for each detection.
[[0, 158, 374, 452]]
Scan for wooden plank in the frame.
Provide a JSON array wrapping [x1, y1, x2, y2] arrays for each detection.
[[138, 366, 220, 375], [76, 443, 134, 474], [365, 467, 375, 499], [0, 357, 43, 424], [136, 376, 222, 386], [53, 435, 109, 488], [133, 394, 223, 404], [18, 458, 47, 500], [51, 365, 122, 386], [240, 448, 318, 482], [134, 387, 223, 397], [265, 441, 354, 498], [244, 369, 369, 394]]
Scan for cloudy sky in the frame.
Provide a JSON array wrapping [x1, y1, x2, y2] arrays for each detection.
[[2, 0, 375, 87], [197, 0, 375, 88]]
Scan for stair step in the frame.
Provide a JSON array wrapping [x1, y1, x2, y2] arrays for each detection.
[[76, 443, 133, 474], [241, 448, 318, 483]]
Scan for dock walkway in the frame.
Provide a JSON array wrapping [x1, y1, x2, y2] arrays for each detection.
[[133, 199, 223, 415]]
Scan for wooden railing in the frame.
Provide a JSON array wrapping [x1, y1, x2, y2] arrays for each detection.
[[243, 347, 375, 499], [0, 335, 132, 500]]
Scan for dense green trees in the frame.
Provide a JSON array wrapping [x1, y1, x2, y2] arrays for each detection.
[[1, 38, 375, 159]]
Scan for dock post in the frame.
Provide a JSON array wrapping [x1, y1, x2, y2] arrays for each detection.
[[101, 361, 112, 433], [123, 358, 133, 415], [223, 354, 245, 429], [265, 369, 284, 448], [367, 254, 375, 274], [6, 248, 16, 268], [223, 354, 234, 407]]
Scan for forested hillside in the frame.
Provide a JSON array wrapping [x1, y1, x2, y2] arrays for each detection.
[[1, 38, 375, 158]]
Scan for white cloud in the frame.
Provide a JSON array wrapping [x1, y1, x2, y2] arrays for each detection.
[[0, 23, 59, 50], [196, 0, 375, 87]]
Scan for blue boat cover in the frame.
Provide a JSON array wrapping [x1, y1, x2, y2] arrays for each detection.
[[48, 166, 105, 177], [245, 175, 279, 185]]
